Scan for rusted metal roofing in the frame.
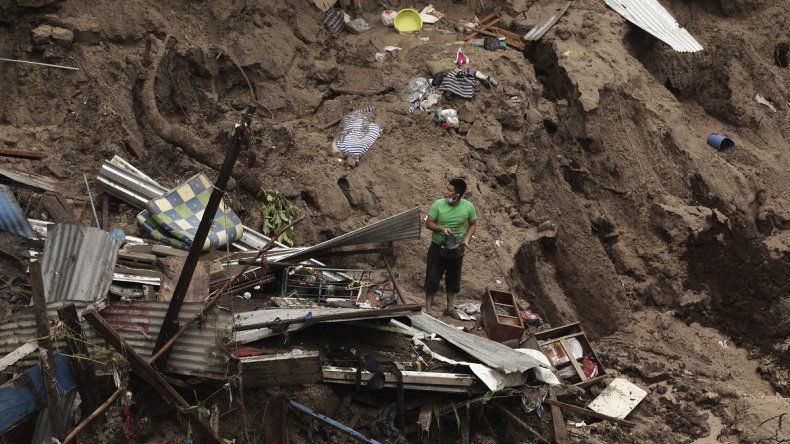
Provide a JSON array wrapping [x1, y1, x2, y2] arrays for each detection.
[[605, 0, 703, 52], [282, 207, 421, 263], [0, 301, 233, 380], [523, 1, 571, 41], [41, 224, 121, 303], [409, 313, 545, 374]]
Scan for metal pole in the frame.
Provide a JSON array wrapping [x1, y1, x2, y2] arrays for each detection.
[[0, 57, 79, 70], [151, 105, 255, 368], [83, 174, 100, 228], [289, 400, 382, 444]]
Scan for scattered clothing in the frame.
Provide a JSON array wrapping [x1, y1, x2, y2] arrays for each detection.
[[322, 8, 345, 34], [334, 107, 381, 160], [137, 173, 243, 251], [436, 69, 476, 99]]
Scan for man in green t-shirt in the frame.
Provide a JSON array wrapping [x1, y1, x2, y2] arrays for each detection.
[[424, 178, 477, 316]]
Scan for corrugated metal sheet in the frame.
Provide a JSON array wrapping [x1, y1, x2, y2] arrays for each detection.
[[41, 224, 121, 303], [282, 207, 421, 263], [0, 185, 36, 239], [409, 313, 545, 374], [523, 1, 571, 41], [96, 156, 312, 255], [605, 0, 703, 52], [0, 301, 233, 380], [0, 167, 57, 192]]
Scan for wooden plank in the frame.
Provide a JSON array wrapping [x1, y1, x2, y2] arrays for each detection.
[[0, 148, 46, 160], [31, 261, 66, 440], [158, 257, 209, 303], [0, 342, 37, 373], [57, 304, 102, 415], [560, 339, 587, 382], [101, 193, 110, 231], [150, 244, 189, 257], [117, 251, 157, 268], [240, 349, 322, 387], [82, 309, 220, 443], [543, 399, 636, 427]]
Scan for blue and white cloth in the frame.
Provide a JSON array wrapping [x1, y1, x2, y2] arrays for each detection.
[[334, 107, 381, 160]]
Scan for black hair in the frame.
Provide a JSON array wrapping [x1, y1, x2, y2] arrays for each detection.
[[449, 178, 467, 197]]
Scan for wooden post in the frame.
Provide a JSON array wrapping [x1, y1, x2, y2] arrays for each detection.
[[381, 253, 406, 305], [495, 404, 549, 443], [30, 262, 66, 440], [57, 304, 102, 416], [83, 309, 220, 443], [152, 106, 255, 369], [101, 193, 110, 231], [63, 387, 124, 444], [549, 388, 569, 444]]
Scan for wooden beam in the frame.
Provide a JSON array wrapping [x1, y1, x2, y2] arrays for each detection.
[[240, 350, 322, 387], [542, 399, 636, 427], [63, 387, 123, 444], [57, 304, 102, 416], [151, 106, 255, 369], [30, 261, 66, 440], [381, 254, 406, 305], [82, 309, 220, 443], [234, 304, 422, 332], [0, 148, 46, 160], [0, 342, 37, 373], [549, 388, 569, 444]]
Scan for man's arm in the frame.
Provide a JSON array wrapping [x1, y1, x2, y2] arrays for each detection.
[[463, 219, 476, 247], [427, 216, 451, 236]]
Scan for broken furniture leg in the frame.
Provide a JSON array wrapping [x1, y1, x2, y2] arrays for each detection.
[[83, 309, 220, 443]]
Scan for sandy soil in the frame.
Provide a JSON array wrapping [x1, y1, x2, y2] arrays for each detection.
[[0, 0, 788, 442]]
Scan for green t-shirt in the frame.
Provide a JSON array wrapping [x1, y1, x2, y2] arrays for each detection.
[[428, 198, 477, 245]]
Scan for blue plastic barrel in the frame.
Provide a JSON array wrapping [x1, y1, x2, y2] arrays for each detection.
[[707, 133, 735, 151]]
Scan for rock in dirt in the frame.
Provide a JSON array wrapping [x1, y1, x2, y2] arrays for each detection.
[[466, 118, 503, 151], [651, 199, 730, 243]]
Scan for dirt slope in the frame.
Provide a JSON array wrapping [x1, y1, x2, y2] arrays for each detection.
[[0, 0, 788, 442]]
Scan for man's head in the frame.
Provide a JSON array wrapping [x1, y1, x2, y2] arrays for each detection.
[[443, 178, 467, 203]]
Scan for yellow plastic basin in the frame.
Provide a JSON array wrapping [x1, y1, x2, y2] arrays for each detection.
[[394, 8, 423, 34]]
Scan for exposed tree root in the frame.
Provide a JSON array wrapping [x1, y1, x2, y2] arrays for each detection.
[[136, 35, 263, 195]]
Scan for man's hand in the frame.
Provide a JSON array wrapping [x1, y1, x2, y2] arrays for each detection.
[[463, 238, 470, 247], [442, 227, 451, 236]]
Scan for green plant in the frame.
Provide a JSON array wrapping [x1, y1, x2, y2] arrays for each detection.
[[257, 189, 301, 246]]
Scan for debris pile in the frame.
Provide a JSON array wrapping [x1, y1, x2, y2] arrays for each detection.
[[0, 0, 788, 442]]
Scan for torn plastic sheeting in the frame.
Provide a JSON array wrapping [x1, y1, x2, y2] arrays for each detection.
[[409, 313, 546, 374], [412, 337, 559, 392], [0, 185, 36, 239]]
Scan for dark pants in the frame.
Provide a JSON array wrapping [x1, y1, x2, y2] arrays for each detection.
[[424, 243, 464, 295]]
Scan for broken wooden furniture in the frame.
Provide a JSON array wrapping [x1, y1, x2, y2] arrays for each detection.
[[533, 322, 606, 387], [463, 12, 526, 50], [481, 288, 524, 342]]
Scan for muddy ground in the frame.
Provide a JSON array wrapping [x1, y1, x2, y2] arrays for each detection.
[[0, 0, 788, 442]]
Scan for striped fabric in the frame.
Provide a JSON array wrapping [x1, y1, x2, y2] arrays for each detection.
[[335, 107, 381, 159], [322, 8, 345, 34], [136, 173, 243, 251], [438, 69, 476, 99], [0, 185, 35, 239]]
